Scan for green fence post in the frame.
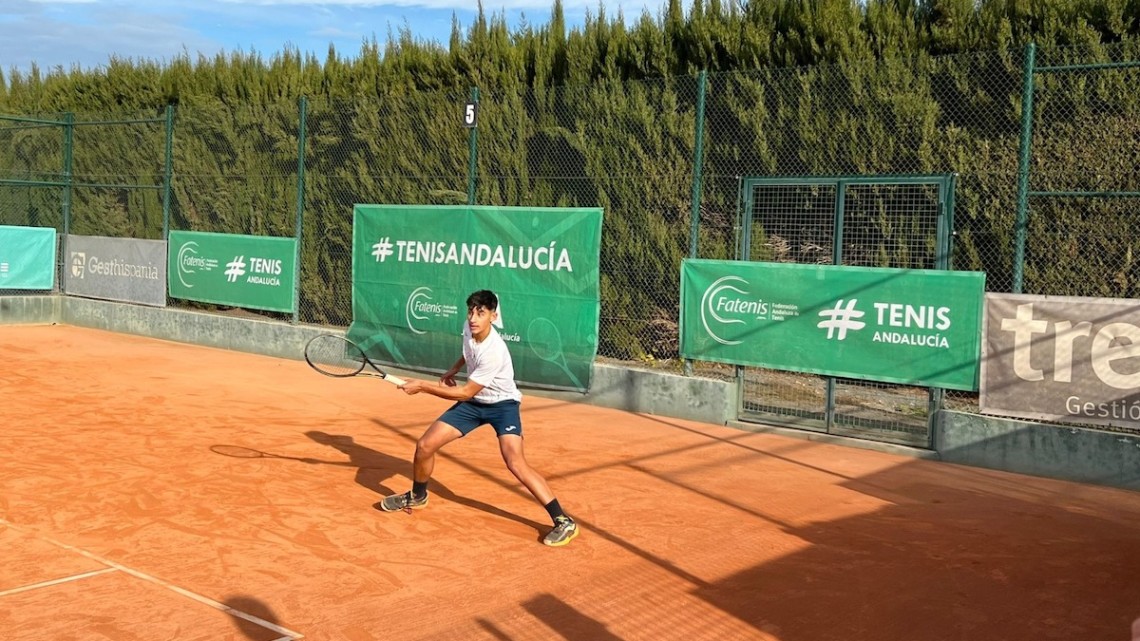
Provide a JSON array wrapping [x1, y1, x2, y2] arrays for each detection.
[[1013, 42, 1036, 294], [684, 70, 709, 376], [689, 70, 708, 260], [938, 174, 957, 271], [739, 177, 752, 260], [294, 96, 308, 324], [467, 87, 480, 206], [734, 177, 753, 411], [60, 112, 74, 292], [832, 180, 846, 265], [162, 105, 174, 240], [929, 174, 956, 446], [824, 180, 848, 431], [61, 112, 74, 238]]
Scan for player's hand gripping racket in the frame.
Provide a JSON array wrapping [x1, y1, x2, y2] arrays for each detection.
[[304, 334, 406, 386]]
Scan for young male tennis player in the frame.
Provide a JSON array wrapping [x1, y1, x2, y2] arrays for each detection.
[[379, 289, 579, 547]]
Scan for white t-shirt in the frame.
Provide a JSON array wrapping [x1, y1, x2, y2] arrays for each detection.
[[463, 324, 522, 404]]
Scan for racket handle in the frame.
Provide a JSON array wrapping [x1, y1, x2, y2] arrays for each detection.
[[386, 375, 407, 386]]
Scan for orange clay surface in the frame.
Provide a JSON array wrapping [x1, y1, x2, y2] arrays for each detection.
[[3, 324, 1140, 641]]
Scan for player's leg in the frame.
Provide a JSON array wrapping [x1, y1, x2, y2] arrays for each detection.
[[378, 403, 474, 512], [496, 434, 578, 546], [412, 419, 464, 487], [491, 401, 579, 546], [497, 433, 555, 504]]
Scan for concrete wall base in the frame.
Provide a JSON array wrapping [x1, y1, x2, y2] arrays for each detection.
[[936, 410, 1140, 491]]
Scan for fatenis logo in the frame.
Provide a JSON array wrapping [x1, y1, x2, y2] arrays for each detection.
[[405, 287, 459, 334], [700, 276, 770, 346], [176, 241, 212, 288]]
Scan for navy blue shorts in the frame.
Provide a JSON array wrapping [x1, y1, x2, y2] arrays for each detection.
[[438, 399, 523, 437]]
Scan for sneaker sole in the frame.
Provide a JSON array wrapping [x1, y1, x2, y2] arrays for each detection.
[[543, 525, 580, 547], [376, 497, 428, 512]]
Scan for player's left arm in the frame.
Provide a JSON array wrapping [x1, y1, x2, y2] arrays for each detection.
[[402, 351, 495, 400], [402, 340, 506, 399], [401, 377, 484, 400]]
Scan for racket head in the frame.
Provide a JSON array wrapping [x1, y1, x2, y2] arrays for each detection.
[[305, 334, 368, 378]]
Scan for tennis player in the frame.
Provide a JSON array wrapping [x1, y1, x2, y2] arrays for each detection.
[[379, 289, 579, 547]]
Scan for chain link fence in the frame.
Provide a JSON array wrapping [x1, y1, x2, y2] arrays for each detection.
[[0, 111, 166, 294], [697, 50, 1026, 444], [478, 76, 701, 363], [0, 115, 68, 232], [1020, 42, 1140, 299], [69, 114, 168, 240], [2, 42, 1138, 439]]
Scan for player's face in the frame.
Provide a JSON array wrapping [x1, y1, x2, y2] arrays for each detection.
[[467, 305, 497, 339]]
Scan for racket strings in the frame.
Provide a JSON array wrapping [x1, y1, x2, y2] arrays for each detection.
[[306, 335, 367, 376]]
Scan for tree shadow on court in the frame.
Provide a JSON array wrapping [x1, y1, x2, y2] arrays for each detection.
[[472, 594, 623, 641], [306, 429, 548, 538], [221, 595, 294, 641], [521, 593, 623, 641], [455, 407, 1140, 641], [686, 467, 1140, 641]]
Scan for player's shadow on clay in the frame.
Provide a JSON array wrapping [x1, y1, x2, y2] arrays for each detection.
[[304, 430, 547, 536], [302, 430, 404, 496]]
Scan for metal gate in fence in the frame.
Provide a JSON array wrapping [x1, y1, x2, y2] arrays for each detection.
[[736, 175, 955, 448]]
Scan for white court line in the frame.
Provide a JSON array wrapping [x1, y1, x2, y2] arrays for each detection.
[[0, 518, 304, 640], [0, 568, 117, 597]]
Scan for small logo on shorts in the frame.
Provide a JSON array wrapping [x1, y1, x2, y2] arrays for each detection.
[[505, 425, 518, 432]]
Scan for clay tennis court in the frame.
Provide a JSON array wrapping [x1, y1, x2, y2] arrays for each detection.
[[3, 324, 1140, 640]]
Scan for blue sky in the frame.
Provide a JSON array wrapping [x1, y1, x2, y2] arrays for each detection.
[[2, 0, 670, 75]]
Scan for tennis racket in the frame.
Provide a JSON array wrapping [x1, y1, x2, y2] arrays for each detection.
[[304, 334, 407, 386]]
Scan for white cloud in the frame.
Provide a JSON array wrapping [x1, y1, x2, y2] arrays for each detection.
[[1, 0, 673, 74], [218, 0, 664, 15], [1, 1, 217, 72], [311, 25, 361, 38]]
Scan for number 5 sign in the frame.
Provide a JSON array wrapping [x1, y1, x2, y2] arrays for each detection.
[[463, 102, 478, 128]]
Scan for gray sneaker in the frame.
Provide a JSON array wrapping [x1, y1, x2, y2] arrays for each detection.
[[378, 491, 428, 513], [543, 515, 579, 547]]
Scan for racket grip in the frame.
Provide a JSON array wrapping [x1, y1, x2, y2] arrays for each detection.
[[386, 375, 407, 386]]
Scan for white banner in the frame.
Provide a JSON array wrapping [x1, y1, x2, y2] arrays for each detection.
[[982, 293, 1140, 428], [64, 235, 167, 307]]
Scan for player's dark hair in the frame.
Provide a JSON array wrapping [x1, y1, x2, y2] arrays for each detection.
[[466, 290, 498, 311]]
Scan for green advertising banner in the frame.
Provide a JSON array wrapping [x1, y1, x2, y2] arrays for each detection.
[[681, 260, 986, 390], [168, 231, 297, 313], [349, 205, 602, 391], [0, 225, 57, 290]]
